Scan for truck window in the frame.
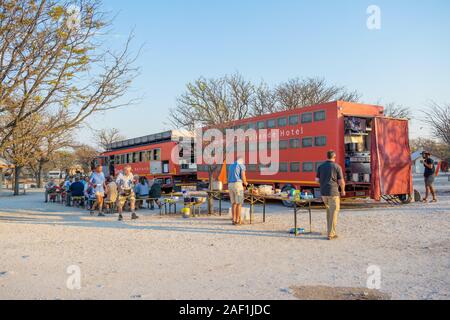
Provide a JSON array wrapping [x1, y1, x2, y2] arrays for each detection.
[[290, 139, 301, 149], [290, 162, 301, 172], [279, 163, 288, 172], [289, 115, 299, 125], [302, 137, 313, 148], [153, 149, 161, 161], [301, 113, 313, 124], [278, 117, 287, 127], [315, 136, 327, 147], [279, 140, 289, 150], [303, 162, 314, 172], [267, 119, 276, 129], [314, 111, 326, 122], [247, 122, 256, 130]]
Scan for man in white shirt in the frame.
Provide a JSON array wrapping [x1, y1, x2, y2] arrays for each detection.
[[116, 165, 138, 221]]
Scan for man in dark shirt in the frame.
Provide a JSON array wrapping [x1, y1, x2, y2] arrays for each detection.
[[66, 177, 85, 207], [422, 152, 437, 203], [316, 151, 346, 240]]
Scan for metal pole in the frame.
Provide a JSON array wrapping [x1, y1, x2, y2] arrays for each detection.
[[309, 201, 312, 234], [294, 201, 298, 236], [250, 194, 254, 225], [263, 198, 266, 223], [219, 192, 222, 216]]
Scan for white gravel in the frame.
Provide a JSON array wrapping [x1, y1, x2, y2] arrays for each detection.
[[0, 175, 449, 300]]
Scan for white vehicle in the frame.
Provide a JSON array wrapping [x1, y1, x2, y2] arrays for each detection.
[[47, 171, 64, 180]]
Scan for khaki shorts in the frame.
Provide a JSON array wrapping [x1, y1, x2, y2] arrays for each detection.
[[117, 191, 136, 208], [95, 192, 105, 198], [229, 182, 244, 205]]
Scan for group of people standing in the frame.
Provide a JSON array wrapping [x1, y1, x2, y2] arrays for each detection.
[[228, 149, 439, 241], [227, 152, 344, 240], [45, 165, 162, 222]]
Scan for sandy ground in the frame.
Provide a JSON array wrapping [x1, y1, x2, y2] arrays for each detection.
[[0, 175, 449, 300]]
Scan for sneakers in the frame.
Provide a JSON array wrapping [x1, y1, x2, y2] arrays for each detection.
[[118, 214, 123, 221], [98, 213, 105, 217]]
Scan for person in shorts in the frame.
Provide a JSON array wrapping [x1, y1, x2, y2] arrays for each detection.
[[422, 152, 437, 203], [227, 157, 248, 225], [90, 165, 106, 216], [116, 165, 138, 221]]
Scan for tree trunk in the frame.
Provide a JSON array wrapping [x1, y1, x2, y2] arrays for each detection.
[[36, 160, 44, 188], [207, 167, 214, 215], [13, 166, 22, 196]]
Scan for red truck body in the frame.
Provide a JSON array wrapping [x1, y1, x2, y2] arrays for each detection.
[[197, 101, 413, 200], [96, 130, 197, 192]]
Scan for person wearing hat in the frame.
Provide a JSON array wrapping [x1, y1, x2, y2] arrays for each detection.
[[422, 151, 437, 203]]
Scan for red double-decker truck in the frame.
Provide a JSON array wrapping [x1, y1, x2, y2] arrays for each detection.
[[95, 130, 197, 193], [197, 101, 413, 203]]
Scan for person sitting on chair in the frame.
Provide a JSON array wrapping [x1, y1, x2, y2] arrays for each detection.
[[104, 176, 118, 211], [66, 177, 85, 207], [44, 178, 57, 203], [135, 177, 150, 209], [149, 179, 163, 210]]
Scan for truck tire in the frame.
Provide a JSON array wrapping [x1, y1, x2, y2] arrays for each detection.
[[398, 194, 412, 204]]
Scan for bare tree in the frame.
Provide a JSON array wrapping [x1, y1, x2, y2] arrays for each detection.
[[2, 114, 45, 195], [384, 102, 412, 119], [169, 73, 254, 130], [251, 81, 279, 116], [0, 0, 139, 152], [410, 138, 450, 160], [275, 77, 360, 110], [73, 144, 98, 174], [28, 131, 74, 188], [423, 102, 450, 146], [169, 73, 255, 213], [50, 150, 78, 177], [95, 128, 125, 151]]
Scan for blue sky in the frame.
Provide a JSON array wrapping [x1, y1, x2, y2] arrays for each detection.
[[82, 0, 450, 144]]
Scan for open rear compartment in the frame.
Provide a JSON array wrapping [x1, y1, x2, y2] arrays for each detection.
[[344, 116, 373, 197]]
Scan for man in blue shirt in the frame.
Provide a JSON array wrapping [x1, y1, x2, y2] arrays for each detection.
[[66, 177, 85, 207], [90, 165, 106, 217], [228, 157, 248, 225]]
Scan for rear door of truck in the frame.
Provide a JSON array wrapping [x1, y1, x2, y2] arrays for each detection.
[[370, 117, 413, 201]]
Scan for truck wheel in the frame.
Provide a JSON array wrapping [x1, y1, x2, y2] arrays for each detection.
[[398, 194, 412, 204], [281, 185, 295, 207]]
